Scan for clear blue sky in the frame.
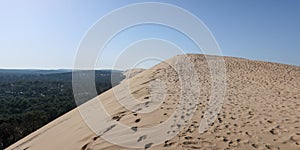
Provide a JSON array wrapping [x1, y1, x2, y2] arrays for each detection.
[[0, 0, 299, 69]]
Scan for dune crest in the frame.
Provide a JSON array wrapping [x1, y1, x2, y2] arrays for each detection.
[[123, 68, 145, 79]]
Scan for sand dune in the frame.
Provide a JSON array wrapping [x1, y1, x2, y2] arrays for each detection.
[[7, 54, 300, 150], [123, 68, 145, 79]]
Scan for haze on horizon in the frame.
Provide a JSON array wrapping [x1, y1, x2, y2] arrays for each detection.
[[0, 0, 299, 70]]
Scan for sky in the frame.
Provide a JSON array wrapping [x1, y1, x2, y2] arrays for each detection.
[[0, 0, 299, 69]]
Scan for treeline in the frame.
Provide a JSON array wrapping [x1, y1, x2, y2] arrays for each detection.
[[0, 70, 125, 149]]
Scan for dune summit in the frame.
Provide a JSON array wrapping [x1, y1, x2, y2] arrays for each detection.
[[7, 54, 300, 150]]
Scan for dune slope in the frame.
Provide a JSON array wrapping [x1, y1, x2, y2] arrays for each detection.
[[7, 54, 300, 150]]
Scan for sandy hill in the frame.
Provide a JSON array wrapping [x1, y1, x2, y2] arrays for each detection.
[[6, 54, 300, 150], [123, 68, 145, 79]]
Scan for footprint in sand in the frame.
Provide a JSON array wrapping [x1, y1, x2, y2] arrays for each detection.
[[290, 133, 300, 145], [163, 140, 175, 147], [135, 118, 141, 123], [137, 135, 147, 142], [131, 126, 138, 132], [144, 143, 153, 150]]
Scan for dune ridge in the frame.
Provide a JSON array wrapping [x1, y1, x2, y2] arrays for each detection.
[[7, 54, 300, 150]]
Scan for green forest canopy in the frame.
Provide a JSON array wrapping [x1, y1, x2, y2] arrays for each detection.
[[0, 70, 125, 149]]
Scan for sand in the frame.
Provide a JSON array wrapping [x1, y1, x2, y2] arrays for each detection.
[[6, 54, 300, 150], [123, 68, 145, 79]]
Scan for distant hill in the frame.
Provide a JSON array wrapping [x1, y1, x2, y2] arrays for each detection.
[[0, 69, 71, 75]]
